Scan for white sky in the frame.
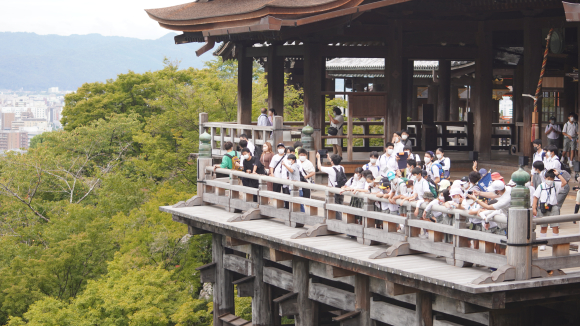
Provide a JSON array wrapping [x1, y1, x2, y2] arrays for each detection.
[[0, 0, 189, 39]]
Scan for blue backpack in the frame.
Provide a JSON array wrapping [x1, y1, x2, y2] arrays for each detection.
[[431, 163, 444, 179]]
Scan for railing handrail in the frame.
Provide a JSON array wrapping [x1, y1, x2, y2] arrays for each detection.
[[209, 167, 508, 224], [202, 122, 274, 131]]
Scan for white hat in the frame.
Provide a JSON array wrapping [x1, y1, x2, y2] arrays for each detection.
[[451, 180, 465, 189], [439, 179, 451, 190], [449, 187, 465, 197], [488, 180, 505, 192]]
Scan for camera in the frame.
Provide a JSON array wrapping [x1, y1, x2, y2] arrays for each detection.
[[467, 191, 473, 195], [317, 149, 328, 157]]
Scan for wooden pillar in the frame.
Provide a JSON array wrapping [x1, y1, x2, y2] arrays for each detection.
[[251, 244, 272, 325], [304, 42, 323, 150], [415, 291, 433, 326], [437, 60, 451, 122], [514, 60, 524, 123], [385, 20, 407, 138], [212, 234, 234, 326], [522, 17, 543, 157], [450, 85, 459, 121], [507, 208, 533, 280], [428, 84, 439, 114], [267, 45, 285, 119], [473, 21, 493, 160], [411, 85, 419, 121], [355, 274, 372, 326], [406, 60, 415, 121], [293, 256, 318, 326], [237, 44, 253, 125]]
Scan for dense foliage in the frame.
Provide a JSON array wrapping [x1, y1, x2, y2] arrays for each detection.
[[0, 58, 304, 325]]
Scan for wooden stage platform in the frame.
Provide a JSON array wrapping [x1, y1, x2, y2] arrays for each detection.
[[163, 204, 580, 326]]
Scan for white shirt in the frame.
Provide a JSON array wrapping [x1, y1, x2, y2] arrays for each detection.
[[298, 159, 315, 183], [545, 123, 561, 139], [331, 115, 344, 135], [257, 114, 271, 127], [436, 157, 451, 172], [378, 153, 398, 176], [425, 199, 444, 218], [393, 141, 405, 153], [534, 181, 562, 206], [345, 176, 365, 189], [464, 199, 481, 224], [563, 121, 578, 138], [544, 155, 561, 171], [532, 150, 545, 174], [492, 186, 512, 219], [246, 140, 255, 156], [425, 162, 440, 181], [320, 165, 345, 187], [363, 163, 381, 179], [269, 154, 287, 179], [413, 178, 430, 200]]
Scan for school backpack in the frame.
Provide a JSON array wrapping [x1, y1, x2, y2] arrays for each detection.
[[333, 166, 348, 188], [426, 177, 439, 197], [224, 151, 242, 171], [431, 163, 445, 179]]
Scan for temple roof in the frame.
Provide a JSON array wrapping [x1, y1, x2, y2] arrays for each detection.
[[326, 58, 473, 71]]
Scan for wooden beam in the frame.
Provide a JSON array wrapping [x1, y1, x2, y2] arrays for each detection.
[[226, 236, 250, 247], [237, 44, 253, 125], [251, 245, 271, 325], [267, 45, 285, 118], [404, 46, 477, 60], [370, 298, 418, 325], [387, 280, 418, 296], [223, 254, 253, 276], [293, 257, 318, 325], [232, 275, 255, 298], [196, 262, 217, 284], [320, 46, 388, 58], [213, 234, 235, 326], [274, 292, 298, 316], [327, 265, 356, 278], [438, 60, 451, 122], [263, 266, 294, 291], [308, 280, 356, 311], [269, 248, 293, 262], [473, 21, 493, 160], [189, 225, 210, 235]]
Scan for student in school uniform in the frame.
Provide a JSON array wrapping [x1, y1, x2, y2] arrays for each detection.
[[533, 169, 568, 251], [435, 148, 451, 179], [543, 145, 561, 171], [378, 142, 399, 177], [297, 149, 315, 212], [423, 151, 441, 184], [386, 171, 405, 215], [400, 167, 431, 217], [392, 131, 405, 153], [363, 151, 382, 180], [400, 129, 413, 149], [403, 144, 421, 164], [269, 143, 290, 207], [316, 152, 346, 220], [405, 159, 417, 179], [562, 112, 578, 166]]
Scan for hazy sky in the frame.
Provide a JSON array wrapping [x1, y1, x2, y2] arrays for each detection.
[[0, 0, 188, 39]]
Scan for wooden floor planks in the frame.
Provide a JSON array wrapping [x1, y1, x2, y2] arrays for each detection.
[[163, 205, 580, 294]]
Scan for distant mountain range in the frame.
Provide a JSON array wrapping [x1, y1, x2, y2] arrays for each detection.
[[0, 32, 214, 91]]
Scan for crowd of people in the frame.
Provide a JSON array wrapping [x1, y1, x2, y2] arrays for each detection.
[[213, 123, 578, 257]]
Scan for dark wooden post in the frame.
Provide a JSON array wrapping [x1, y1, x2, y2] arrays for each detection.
[[522, 17, 542, 157], [268, 45, 285, 118], [293, 256, 318, 326], [237, 44, 253, 125], [355, 274, 372, 326], [450, 85, 459, 121], [428, 84, 439, 115], [304, 42, 323, 150], [406, 60, 415, 122], [415, 291, 433, 326], [385, 20, 407, 138], [251, 244, 272, 325], [212, 234, 234, 326], [411, 85, 419, 121], [437, 60, 451, 122], [473, 21, 493, 160]]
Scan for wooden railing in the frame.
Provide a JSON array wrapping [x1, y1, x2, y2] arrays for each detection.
[[491, 123, 516, 150]]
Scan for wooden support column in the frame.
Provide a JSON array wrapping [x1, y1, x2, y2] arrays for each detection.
[[304, 42, 323, 150], [522, 17, 542, 157], [473, 21, 493, 161], [428, 84, 439, 111], [213, 234, 235, 326], [577, 26, 580, 125], [411, 85, 419, 121], [514, 60, 524, 124], [415, 291, 433, 326], [251, 244, 272, 325], [267, 45, 285, 119], [437, 60, 451, 122], [450, 85, 459, 121], [237, 44, 253, 125], [355, 274, 372, 326], [406, 60, 415, 122], [385, 20, 407, 138], [507, 208, 533, 281], [293, 256, 318, 326]]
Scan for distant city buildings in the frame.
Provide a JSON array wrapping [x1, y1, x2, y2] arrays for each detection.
[[0, 88, 70, 150]]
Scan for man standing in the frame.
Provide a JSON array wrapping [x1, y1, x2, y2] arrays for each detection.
[[241, 147, 264, 202], [562, 112, 578, 167], [545, 115, 561, 148], [257, 108, 271, 126]]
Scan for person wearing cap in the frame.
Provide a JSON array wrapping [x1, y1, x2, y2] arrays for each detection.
[[468, 180, 511, 255], [269, 143, 290, 204], [491, 172, 504, 184], [544, 145, 561, 171], [562, 112, 578, 167], [438, 179, 451, 191], [545, 115, 561, 148], [533, 169, 567, 251]]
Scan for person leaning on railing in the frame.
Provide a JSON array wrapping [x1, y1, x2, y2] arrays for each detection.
[[316, 151, 346, 220], [400, 167, 431, 217], [213, 141, 238, 171], [241, 147, 264, 202]]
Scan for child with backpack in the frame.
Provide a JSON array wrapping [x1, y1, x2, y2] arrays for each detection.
[[435, 148, 451, 179], [213, 141, 242, 171], [424, 151, 443, 184], [316, 151, 347, 220], [533, 169, 568, 251]]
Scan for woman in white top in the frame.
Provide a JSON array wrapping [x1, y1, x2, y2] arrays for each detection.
[[435, 148, 451, 179], [327, 107, 344, 157]]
